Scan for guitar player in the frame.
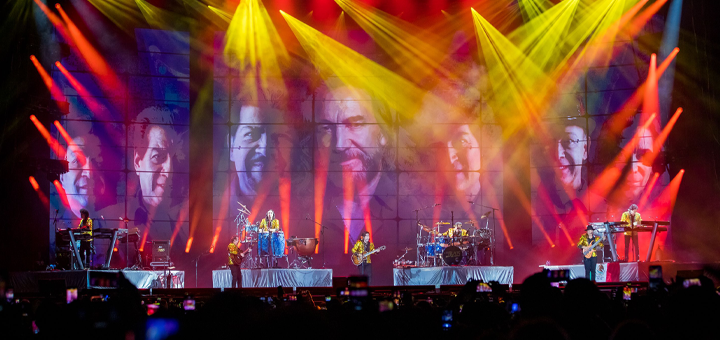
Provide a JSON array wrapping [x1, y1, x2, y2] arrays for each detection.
[[228, 236, 252, 288], [352, 231, 374, 285], [577, 225, 605, 282]]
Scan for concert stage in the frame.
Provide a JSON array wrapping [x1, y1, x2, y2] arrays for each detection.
[[10, 270, 185, 293], [543, 262, 639, 282], [393, 266, 514, 286], [542, 261, 720, 283], [212, 268, 333, 288]]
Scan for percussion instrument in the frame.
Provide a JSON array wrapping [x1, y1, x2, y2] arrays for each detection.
[[292, 238, 318, 257], [259, 231, 285, 257], [442, 246, 464, 266]]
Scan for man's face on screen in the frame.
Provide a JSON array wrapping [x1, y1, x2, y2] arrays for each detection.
[[231, 106, 267, 196], [317, 87, 386, 183], [620, 126, 654, 200], [135, 125, 173, 208], [447, 124, 481, 196], [61, 136, 98, 217], [554, 125, 587, 190]]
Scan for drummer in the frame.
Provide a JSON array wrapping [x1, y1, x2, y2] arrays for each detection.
[[259, 209, 280, 232], [442, 222, 468, 238]]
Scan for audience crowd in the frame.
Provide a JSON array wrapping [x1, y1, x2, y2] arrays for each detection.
[[0, 270, 719, 340]]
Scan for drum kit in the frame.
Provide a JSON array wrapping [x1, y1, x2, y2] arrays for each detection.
[[234, 203, 319, 269], [412, 221, 494, 267]]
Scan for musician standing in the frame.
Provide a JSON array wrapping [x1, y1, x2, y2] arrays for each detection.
[[228, 236, 250, 288], [78, 209, 94, 268], [352, 231, 374, 285], [620, 204, 642, 261], [577, 225, 604, 281]]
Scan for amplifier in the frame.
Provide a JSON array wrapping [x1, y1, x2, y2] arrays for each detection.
[[152, 240, 171, 263]]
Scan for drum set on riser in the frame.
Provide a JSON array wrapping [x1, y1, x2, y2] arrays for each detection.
[[395, 221, 494, 268]]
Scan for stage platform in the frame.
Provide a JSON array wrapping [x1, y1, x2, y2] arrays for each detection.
[[543, 262, 639, 282], [393, 266, 514, 286], [10, 270, 185, 293], [542, 261, 720, 283], [212, 268, 333, 288]]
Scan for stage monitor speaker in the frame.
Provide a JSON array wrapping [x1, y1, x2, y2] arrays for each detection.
[[152, 240, 171, 263]]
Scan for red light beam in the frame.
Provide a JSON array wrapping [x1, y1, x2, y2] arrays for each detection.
[[56, 4, 123, 92], [30, 115, 65, 158]]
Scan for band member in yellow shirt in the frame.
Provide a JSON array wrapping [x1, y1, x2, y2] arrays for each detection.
[[78, 209, 94, 268], [620, 204, 642, 261], [442, 222, 469, 246], [352, 231, 374, 284], [228, 236, 251, 288], [577, 225, 605, 281], [259, 209, 280, 231]]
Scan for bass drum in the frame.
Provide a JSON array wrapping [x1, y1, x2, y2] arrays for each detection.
[[442, 246, 464, 266]]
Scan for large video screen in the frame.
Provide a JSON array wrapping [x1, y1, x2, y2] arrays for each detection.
[[49, 29, 190, 266], [531, 39, 670, 262], [212, 33, 504, 281]]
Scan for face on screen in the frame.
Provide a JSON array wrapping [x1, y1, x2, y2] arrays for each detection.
[[554, 125, 587, 190], [134, 125, 174, 208], [620, 126, 654, 200], [60, 135, 100, 218], [317, 87, 387, 182], [230, 105, 291, 196], [447, 124, 481, 195]]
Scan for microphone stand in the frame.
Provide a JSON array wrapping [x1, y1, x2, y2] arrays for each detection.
[[306, 216, 328, 268], [413, 204, 439, 267], [192, 250, 210, 288], [468, 201, 499, 266]]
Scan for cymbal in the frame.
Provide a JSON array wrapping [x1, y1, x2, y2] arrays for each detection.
[[403, 247, 413, 251], [436, 222, 450, 225], [464, 221, 476, 224]]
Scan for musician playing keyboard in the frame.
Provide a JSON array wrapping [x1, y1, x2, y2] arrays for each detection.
[[78, 209, 94, 268], [577, 225, 605, 282], [620, 204, 642, 262]]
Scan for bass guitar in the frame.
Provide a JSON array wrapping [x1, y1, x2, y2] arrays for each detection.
[[351, 245, 386, 266], [582, 237, 604, 259]]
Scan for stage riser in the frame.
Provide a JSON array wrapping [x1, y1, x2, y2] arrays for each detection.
[[10, 270, 184, 293], [393, 266, 514, 286], [213, 269, 333, 288]]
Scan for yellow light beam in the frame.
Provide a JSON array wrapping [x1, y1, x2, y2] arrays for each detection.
[[224, 0, 289, 104], [280, 10, 449, 122], [334, 0, 453, 83]]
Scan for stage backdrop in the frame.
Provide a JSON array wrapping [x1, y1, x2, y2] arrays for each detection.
[[530, 29, 672, 264], [211, 30, 505, 282], [49, 29, 191, 266]]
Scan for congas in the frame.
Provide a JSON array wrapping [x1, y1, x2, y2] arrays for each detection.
[[270, 231, 285, 257]]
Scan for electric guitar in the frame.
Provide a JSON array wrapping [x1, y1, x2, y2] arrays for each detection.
[[351, 245, 386, 266], [230, 247, 252, 265], [582, 237, 604, 259]]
